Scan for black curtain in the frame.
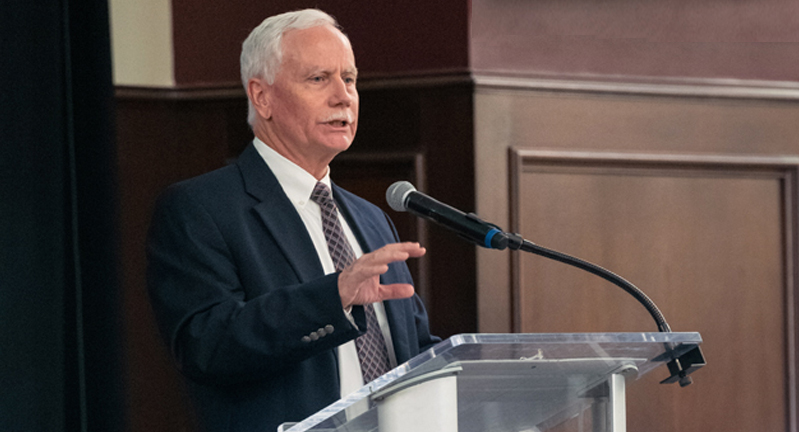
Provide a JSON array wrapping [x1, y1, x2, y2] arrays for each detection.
[[1, 1, 122, 431]]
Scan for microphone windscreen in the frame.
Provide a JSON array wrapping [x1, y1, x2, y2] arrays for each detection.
[[386, 181, 416, 212]]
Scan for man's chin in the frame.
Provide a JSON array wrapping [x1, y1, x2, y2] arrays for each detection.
[[320, 137, 354, 155]]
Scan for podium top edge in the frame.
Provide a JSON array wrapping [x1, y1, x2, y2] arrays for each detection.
[[446, 332, 703, 346]]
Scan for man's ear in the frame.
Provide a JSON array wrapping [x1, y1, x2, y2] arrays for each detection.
[[247, 77, 272, 120]]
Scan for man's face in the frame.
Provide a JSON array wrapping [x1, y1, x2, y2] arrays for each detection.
[[260, 25, 359, 174]]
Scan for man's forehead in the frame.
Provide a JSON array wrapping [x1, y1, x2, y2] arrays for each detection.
[[280, 26, 356, 69]]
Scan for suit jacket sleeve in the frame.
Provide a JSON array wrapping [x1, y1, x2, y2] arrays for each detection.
[[146, 182, 366, 387]]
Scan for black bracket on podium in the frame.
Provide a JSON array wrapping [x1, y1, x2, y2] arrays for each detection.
[[660, 346, 706, 387]]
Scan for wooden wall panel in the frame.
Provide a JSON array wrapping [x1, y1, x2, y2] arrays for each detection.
[[474, 87, 799, 332], [509, 150, 795, 431], [475, 86, 799, 155], [474, 85, 799, 431]]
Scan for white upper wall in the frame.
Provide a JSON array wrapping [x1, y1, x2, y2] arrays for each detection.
[[108, 0, 174, 87]]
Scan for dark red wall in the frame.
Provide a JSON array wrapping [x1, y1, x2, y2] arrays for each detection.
[[471, 0, 799, 81], [171, 0, 470, 86], [172, 0, 799, 86]]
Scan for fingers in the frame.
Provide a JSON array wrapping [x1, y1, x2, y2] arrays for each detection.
[[338, 242, 425, 308], [347, 243, 424, 283], [379, 283, 415, 300], [390, 241, 426, 256], [359, 242, 426, 266]]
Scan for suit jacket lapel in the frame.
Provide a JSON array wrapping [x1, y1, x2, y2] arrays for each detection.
[[333, 185, 383, 254], [334, 185, 414, 361], [236, 143, 324, 283]]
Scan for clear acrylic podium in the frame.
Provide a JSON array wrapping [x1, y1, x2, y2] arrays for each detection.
[[279, 332, 703, 432]]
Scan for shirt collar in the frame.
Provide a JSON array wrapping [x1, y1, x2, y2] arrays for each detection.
[[252, 137, 332, 206]]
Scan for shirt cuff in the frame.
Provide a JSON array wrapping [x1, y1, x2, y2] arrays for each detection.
[[343, 306, 358, 329]]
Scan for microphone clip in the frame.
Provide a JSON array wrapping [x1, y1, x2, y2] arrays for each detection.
[[659, 345, 706, 387]]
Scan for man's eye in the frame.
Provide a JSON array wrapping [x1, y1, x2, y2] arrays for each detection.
[[310, 76, 324, 82]]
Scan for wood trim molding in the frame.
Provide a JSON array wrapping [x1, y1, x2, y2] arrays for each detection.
[[115, 84, 245, 101], [356, 70, 473, 90], [476, 72, 799, 101], [786, 166, 799, 432], [508, 148, 799, 431]]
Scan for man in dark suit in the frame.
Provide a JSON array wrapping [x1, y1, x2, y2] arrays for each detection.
[[146, 8, 440, 432]]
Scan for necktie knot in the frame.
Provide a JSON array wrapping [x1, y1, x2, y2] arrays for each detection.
[[310, 182, 334, 208], [310, 181, 353, 272]]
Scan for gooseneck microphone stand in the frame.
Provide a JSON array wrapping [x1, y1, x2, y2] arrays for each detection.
[[497, 229, 705, 387]]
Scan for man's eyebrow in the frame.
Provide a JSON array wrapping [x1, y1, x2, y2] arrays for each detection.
[[302, 66, 327, 75]]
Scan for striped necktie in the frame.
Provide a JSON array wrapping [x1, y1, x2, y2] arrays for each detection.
[[310, 182, 392, 383]]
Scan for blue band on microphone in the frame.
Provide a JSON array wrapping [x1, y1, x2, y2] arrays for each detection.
[[484, 228, 501, 248]]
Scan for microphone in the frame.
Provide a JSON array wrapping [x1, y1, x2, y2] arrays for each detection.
[[386, 181, 509, 249]]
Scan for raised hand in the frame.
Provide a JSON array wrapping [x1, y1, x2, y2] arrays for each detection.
[[338, 242, 426, 309]]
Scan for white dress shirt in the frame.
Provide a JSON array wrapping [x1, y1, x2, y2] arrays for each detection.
[[252, 138, 397, 398]]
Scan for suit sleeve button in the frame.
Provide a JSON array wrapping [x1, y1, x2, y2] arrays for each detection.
[[317, 328, 326, 337], [309, 332, 319, 341], [325, 325, 334, 334], [301, 336, 311, 343]]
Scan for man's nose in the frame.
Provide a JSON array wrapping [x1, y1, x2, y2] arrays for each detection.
[[329, 77, 354, 106]]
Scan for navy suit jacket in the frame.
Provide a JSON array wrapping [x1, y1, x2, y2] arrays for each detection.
[[147, 143, 440, 432]]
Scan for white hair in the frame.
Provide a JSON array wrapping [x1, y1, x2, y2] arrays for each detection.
[[240, 9, 340, 126]]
